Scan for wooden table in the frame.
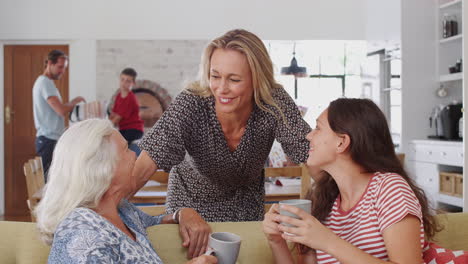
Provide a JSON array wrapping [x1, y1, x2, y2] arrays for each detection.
[[264, 182, 301, 202], [130, 180, 300, 204], [32, 180, 301, 205], [130, 183, 168, 204]]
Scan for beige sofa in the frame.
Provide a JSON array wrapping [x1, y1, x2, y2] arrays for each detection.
[[0, 213, 467, 264]]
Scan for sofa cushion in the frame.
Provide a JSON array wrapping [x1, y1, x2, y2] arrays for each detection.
[[423, 242, 468, 264], [0, 221, 50, 264], [433, 213, 468, 251], [0, 213, 467, 264], [147, 221, 275, 264]]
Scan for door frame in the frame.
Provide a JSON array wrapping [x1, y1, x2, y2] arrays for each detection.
[[0, 40, 71, 215]]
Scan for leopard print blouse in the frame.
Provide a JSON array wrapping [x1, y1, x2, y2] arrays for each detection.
[[139, 87, 310, 222]]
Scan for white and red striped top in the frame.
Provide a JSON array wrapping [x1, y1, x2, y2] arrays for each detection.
[[316, 172, 425, 264]]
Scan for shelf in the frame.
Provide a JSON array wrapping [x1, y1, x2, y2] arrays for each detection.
[[440, 34, 463, 43], [439, 0, 462, 9], [383, 56, 401, 62], [438, 193, 463, 207], [440, 72, 463, 82], [382, 87, 401, 92]]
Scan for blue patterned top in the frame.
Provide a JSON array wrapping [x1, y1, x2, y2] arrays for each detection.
[[48, 199, 165, 263]]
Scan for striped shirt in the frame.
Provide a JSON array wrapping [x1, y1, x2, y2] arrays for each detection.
[[316, 172, 425, 263]]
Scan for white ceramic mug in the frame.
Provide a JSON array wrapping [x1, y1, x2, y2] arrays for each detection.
[[205, 232, 241, 264], [279, 199, 312, 227]]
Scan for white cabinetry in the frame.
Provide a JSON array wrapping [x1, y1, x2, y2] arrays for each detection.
[[407, 140, 463, 208], [407, 140, 463, 166], [406, 161, 439, 207]]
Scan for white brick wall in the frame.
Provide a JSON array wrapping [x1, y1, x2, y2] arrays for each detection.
[[96, 40, 208, 101]]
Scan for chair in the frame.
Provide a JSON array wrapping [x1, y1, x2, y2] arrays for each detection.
[[264, 163, 311, 199], [134, 168, 169, 216], [263, 164, 311, 212], [149, 170, 169, 184], [397, 153, 405, 166], [129, 170, 170, 206], [23, 157, 45, 221]]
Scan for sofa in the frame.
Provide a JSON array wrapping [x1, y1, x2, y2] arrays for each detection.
[[0, 213, 467, 264]]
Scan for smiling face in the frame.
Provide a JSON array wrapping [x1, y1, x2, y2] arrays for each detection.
[[109, 130, 137, 195], [306, 109, 345, 169], [209, 48, 254, 115]]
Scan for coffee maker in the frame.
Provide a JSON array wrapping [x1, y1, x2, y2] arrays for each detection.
[[429, 103, 463, 140], [440, 103, 463, 140]]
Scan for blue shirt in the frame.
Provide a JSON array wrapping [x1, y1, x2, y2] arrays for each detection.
[[48, 200, 165, 263], [33, 75, 64, 140]]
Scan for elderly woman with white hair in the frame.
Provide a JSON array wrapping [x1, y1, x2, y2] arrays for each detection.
[[35, 119, 216, 264]]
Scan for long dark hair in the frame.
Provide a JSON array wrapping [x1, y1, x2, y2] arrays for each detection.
[[301, 98, 439, 253]]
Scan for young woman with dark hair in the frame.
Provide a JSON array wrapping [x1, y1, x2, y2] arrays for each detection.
[[263, 98, 439, 264]]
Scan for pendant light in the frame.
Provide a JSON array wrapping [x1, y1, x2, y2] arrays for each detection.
[[281, 43, 307, 99]]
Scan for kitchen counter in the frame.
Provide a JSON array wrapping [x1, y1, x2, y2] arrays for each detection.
[[412, 139, 463, 147]]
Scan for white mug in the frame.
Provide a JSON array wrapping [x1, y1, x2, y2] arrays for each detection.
[[205, 232, 241, 264], [279, 199, 312, 227]]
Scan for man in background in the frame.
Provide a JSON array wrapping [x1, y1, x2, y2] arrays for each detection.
[[33, 50, 85, 180]]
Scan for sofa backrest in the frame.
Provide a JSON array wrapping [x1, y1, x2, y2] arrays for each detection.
[[0, 221, 276, 264], [0, 213, 466, 263], [433, 212, 468, 251], [147, 221, 276, 263], [0, 221, 50, 264], [148, 214, 468, 262]]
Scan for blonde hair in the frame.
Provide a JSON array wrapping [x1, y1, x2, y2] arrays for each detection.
[[189, 29, 285, 121], [35, 119, 119, 245]]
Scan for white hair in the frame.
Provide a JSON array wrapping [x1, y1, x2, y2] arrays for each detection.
[[35, 119, 119, 245]]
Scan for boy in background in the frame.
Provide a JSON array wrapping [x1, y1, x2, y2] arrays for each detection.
[[109, 68, 144, 144]]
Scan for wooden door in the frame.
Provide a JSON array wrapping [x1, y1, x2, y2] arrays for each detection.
[[4, 45, 69, 216]]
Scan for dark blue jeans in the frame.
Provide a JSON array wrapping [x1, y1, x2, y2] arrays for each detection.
[[119, 129, 143, 144], [119, 129, 143, 156], [35, 136, 57, 182]]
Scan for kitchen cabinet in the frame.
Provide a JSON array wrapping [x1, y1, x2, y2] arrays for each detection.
[[407, 140, 463, 166], [406, 161, 439, 208], [407, 140, 463, 208]]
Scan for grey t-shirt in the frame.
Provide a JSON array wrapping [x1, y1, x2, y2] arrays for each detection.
[[33, 75, 64, 140]]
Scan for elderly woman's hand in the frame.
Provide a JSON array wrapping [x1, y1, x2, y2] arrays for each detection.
[[186, 254, 217, 264], [178, 208, 212, 259]]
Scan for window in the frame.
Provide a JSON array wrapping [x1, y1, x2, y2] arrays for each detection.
[[265, 40, 367, 127], [365, 47, 402, 149]]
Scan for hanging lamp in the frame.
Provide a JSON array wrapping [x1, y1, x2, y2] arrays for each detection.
[[281, 43, 307, 99]]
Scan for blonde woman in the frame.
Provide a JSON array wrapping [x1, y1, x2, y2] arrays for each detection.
[[134, 28, 310, 249], [35, 119, 216, 264]]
